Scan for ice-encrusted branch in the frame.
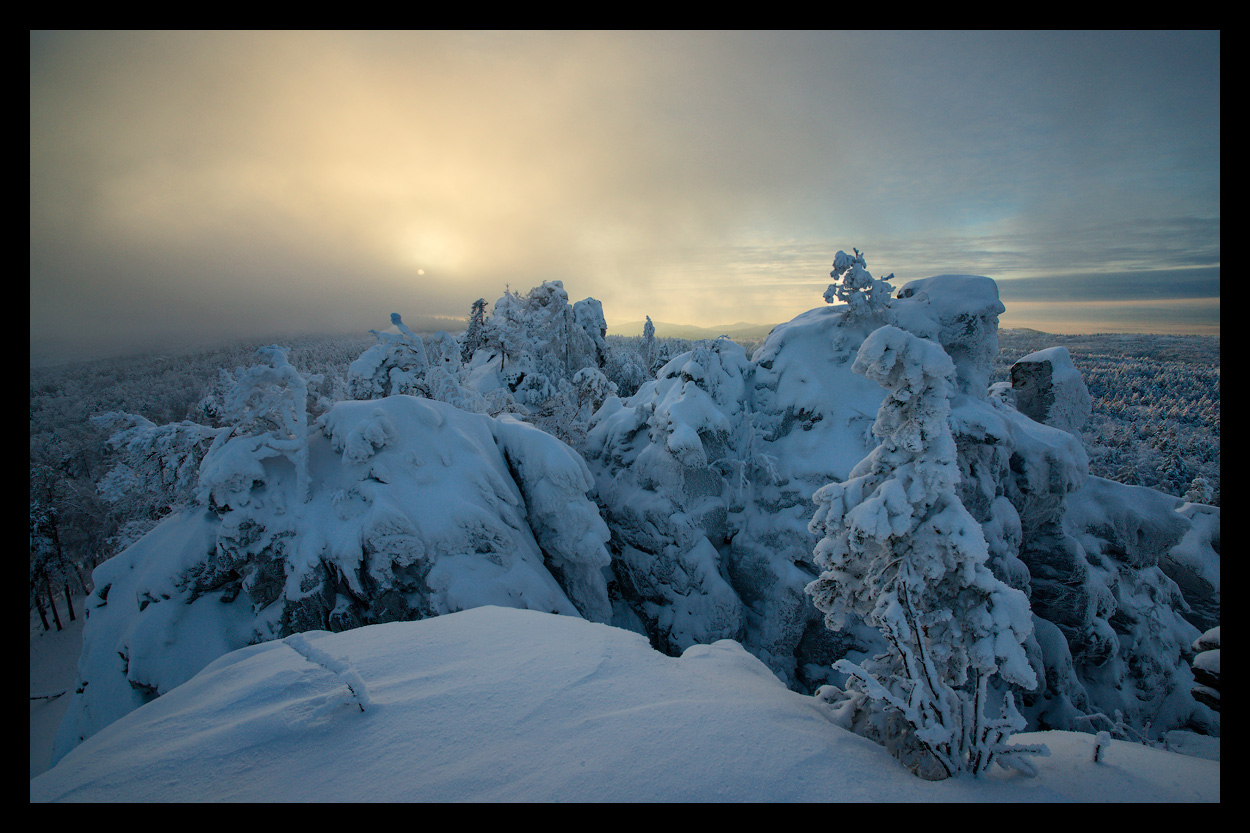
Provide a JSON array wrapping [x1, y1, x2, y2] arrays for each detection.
[[285, 633, 371, 713]]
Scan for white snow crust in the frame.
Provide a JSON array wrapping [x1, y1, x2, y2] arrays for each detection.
[[31, 606, 1218, 803]]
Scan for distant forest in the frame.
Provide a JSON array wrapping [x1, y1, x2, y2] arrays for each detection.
[[992, 329, 1219, 505], [29, 325, 1219, 629]]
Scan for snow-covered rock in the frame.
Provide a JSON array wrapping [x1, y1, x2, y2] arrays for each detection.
[[585, 260, 1218, 745], [52, 396, 611, 765], [894, 273, 1006, 397], [55, 259, 1220, 776], [1190, 626, 1220, 712], [1010, 346, 1093, 434]]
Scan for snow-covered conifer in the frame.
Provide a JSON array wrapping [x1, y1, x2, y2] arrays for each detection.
[[1185, 475, 1215, 505], [806, 325, 1043, 778], [461, 298, 488, 364], [199, 345, 311, 508], [824, 249, 894, 323], [93, 412, 225, 517], [347, 314, 429, 400], [572, 366, 617, 426]]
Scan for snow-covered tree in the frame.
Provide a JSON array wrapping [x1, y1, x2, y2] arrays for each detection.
[[199, 345, 311, 509], [177, 346, 317, 626], [806, 325, 1044, 778], [461, 298, 488, 364], [651, 340, 672, 376], [347, 314, 429, 400], [90, 411, 228, 555], [30, 474, 78, 631], [642, 315, 657, 369], [602, 338, 650, 399], [1185, 475, 1215, 505], [824, 249, 894, 323], [586, 337, 752, 653], [93, 413, 225, 515], [458, 281, 614, 443], [570, 366, 617, 435]]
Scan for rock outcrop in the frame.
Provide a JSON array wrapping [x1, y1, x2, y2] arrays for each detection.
[[1190, 626, 1220, 712], [54, 396, 613, 764], [586, 270, 1218, 741], [1010, 346, 1093, 434]]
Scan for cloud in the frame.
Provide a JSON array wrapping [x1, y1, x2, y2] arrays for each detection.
[[997, 267, 1220, 303], [30, 31, 1220, 359]]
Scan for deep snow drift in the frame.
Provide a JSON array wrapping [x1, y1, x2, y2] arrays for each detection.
[[30, 606, 1218, 803]]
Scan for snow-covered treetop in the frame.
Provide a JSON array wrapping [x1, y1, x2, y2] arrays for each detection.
[[347, 314, 429, 401], [824, 248, 895, 322], [465, 280, 609, 416]]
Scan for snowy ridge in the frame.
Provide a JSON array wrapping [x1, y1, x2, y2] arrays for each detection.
[[31, 607, 1219, 802]]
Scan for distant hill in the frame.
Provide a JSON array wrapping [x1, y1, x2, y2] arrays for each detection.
[[606, 320, 778, 340]]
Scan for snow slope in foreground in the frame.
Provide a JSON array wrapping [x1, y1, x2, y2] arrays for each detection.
[[30, 607, 1218, 802]]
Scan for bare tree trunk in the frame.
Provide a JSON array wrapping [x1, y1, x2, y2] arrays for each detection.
[[63, 582, 76, 622], [34, 592, 51, 631], [45, 576, 63, 631]]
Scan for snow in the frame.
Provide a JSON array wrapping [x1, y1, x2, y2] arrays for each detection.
[[578, 268, 1217, 732], [31, 606, 1218, 802], [1193, 649, 1219, 675], [52, 395, 612, 765], [34, 269, 1219, 798], [30, 601, 85, 779]]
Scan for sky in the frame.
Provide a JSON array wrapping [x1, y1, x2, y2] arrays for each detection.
[[30, 30, 1220, 362]]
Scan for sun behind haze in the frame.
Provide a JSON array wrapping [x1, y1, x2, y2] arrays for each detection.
[[30, 31, 1220, 362]]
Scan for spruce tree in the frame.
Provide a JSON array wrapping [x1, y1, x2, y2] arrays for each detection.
[[806, 325, 1045, 778]]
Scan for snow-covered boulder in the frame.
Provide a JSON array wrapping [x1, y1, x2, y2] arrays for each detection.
[[53, 396, 611, 764], [894, 274, 1006, 397], [1010, 346, 1093, 434]]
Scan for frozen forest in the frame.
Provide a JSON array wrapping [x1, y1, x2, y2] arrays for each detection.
[[31, 257, 1219, 792]]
